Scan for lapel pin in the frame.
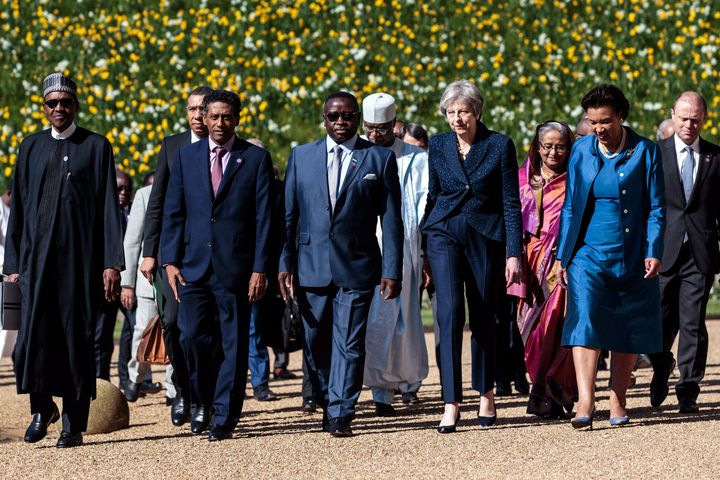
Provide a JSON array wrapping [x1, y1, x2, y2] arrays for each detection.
[[704, 155, 711, 163], [63, 156, 68, 162], [236, 157, 242, 164], [351, 158, 357, 167]]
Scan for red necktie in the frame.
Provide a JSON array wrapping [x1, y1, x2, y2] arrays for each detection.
[[211, 146, 227, 196]]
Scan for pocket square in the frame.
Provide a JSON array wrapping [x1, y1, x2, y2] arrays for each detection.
[[362, 173, 377, 180]]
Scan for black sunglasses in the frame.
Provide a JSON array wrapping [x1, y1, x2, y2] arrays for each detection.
[[324, 111, 358, 122], [44, 98, 75, 109]]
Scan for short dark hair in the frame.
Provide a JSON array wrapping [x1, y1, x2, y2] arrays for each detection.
[[202, 90, 242, 117], [143, 170, 156, 187], [581, 84, 630, 120], [324, 91, 359, 110], [188, 85, 213, 99], [404, 123, 428, 145]]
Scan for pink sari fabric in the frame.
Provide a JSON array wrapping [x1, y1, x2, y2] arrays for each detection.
[[510, 159, 577, 416]]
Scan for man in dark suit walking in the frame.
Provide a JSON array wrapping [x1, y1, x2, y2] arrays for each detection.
[[162, 89, 274, 441], [279, 92, 403, 437], [650, 91, 720, 413], [140, 86, 212, 426]]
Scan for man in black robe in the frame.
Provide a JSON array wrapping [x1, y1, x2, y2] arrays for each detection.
[[3, 72, 125, 448]]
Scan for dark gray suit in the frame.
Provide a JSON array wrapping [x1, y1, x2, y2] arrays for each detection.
[[651, 135, 720, 402]]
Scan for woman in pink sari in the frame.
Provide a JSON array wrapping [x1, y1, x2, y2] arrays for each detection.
[[508, 121, 577, 419]]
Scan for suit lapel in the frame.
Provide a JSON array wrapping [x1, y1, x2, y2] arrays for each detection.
[[315, 140, 331, 213], [191, 138, 213, 202], [214, 137, 245, 202], [690, 138, 713, 204], [462, 125, 492, 177], [443, 134, 469, 184], [337, 143, 367, 200]]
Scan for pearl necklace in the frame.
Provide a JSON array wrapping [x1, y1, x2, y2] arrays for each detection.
[[456, 137, 470, 161], [598, 127, 627, 159]]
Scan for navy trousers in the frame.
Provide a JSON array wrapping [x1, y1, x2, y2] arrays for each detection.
[[160, 269, 191, 402], [178, 269, 250, 429], [297, 284, 375, 420], [425, 213, 505, 403]]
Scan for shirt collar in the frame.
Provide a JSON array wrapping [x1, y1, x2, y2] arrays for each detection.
[[209, 135, 236, 154], [674, 133, 700, 155], [190, 130, 203, 144], [51, 122, 77, 140], [326, 134, 358, 154]]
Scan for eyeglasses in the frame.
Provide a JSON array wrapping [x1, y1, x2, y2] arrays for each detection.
[[324, 112, 358, 122], [364, 126, 392, 135], [540, 144, 568, 153], [44, 98, 75, 109]]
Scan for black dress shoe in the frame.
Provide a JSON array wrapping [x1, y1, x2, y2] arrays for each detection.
[[273, 368, 297, 380], [322, 411, 332, 432], [401, 392, 420, 404], [477, 414, 497, 427], [171, 396, 190, 427], [140, 381, 163, 395], [56, 431, 83, 448], [190, 406, 211, 434], [165, 396, 174, 406], [374, 402, 396, 417], [678, 398, 699, 414], [208, 425, 234, 441], [514, 373, 530, 395], [24, 404, 61, 443], [330, 417, 353, 437], [301, 397, 317, 414], [650, 359, 676, 408], [253, 385, 279, 402], [437, 411, 461, 434], [123, 381, 141, 402]]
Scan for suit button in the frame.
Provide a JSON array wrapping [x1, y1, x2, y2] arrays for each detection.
[[624, 228, 630, 233], [465, 184, 470, 190], [619, 172, 624, 177], [210, 218, 216, 223], [207, 242, 212, 247], [621, 189, 627, 195], [623, 209, 628, 214]]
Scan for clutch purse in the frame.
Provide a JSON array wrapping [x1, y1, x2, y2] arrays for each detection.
[[0, 281, 21, 330]]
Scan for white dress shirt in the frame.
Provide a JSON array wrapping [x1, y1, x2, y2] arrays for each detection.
[[50, 122, 77, 140], [674, 133, 701, 184]]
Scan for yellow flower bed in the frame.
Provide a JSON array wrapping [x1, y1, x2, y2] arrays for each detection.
[[0, 0, 718, 186]]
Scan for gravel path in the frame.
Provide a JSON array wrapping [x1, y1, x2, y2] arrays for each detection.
[[2, 321, 720, 479]]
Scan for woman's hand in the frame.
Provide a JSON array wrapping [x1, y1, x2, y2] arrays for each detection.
[[644, 257, 661, 279], [505, 256, 521, 287], [421, 257, 433, 289], [556, 261, 568, 288]]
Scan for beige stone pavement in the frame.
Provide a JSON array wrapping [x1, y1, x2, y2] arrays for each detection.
[[2, 321, 720, 479]]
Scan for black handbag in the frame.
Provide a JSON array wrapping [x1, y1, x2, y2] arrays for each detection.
[[281, 296, 304, 353]]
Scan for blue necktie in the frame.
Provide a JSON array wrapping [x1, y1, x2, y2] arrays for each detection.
[[681, 145, 694, 204]]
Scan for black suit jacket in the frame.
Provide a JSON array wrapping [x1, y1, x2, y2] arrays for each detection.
[[142, 130, 192, 260], [660, 136, 720, 275]]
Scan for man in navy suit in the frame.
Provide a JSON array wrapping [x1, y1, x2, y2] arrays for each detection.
[[279, 92, 403, 437], [162, 89, 274, 441], [140, 85, 212, 426]]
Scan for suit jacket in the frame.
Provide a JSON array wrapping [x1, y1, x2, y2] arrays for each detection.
[[142, 131, 192, 260], [659, 136, 720, 274], [161, 136, 274, 289], [121, 185, 154, 298], [556, 129, 665, 271], [280, 136, 403, 289], [421, 125, 522, 257]]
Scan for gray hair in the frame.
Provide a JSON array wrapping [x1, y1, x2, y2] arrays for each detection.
[[656, 119, 674, 141], [538, 121, 569, 142], [438, 80, 484, 119]]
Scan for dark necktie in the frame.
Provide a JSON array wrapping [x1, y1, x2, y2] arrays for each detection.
[[211, 146, 227, 197]]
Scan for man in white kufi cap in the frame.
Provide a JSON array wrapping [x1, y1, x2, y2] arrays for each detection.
[[361, 93, 429, 415]]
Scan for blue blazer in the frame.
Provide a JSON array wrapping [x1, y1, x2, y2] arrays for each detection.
[[421, 125, 522, 257], [161, 136, 274, 289], [556, 129, 665, 270], [280, 136, 403, 289]]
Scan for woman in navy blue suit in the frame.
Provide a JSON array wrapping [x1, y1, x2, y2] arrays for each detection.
[[422, 80, 522, 433], [556, 84, 665, 429]]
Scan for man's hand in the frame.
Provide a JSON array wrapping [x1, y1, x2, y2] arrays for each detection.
[[140, 257, 157, 284], [278, 271, 294, 301], [103, 268, 121, 302], [505, 256, 521, 287], [644, 257, 661, 279], [248, 272, 267, 303], [380, 278, 400, 300], [120, 287, 136, 310], [5, 273, 19, 283], [164, 264, 185, 302]]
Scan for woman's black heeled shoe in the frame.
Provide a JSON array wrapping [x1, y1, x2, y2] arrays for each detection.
[[437, 411, 461, 434], [477, 413, 497, 427]]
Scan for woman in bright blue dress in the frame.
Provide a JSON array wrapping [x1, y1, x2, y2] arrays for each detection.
[[556, 85, 665, 429]]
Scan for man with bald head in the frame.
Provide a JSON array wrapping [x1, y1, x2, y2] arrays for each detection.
[[649, 92, 720, 413]]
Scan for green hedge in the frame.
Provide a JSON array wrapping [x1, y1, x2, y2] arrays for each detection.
[[1, 0, 718, 187]]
